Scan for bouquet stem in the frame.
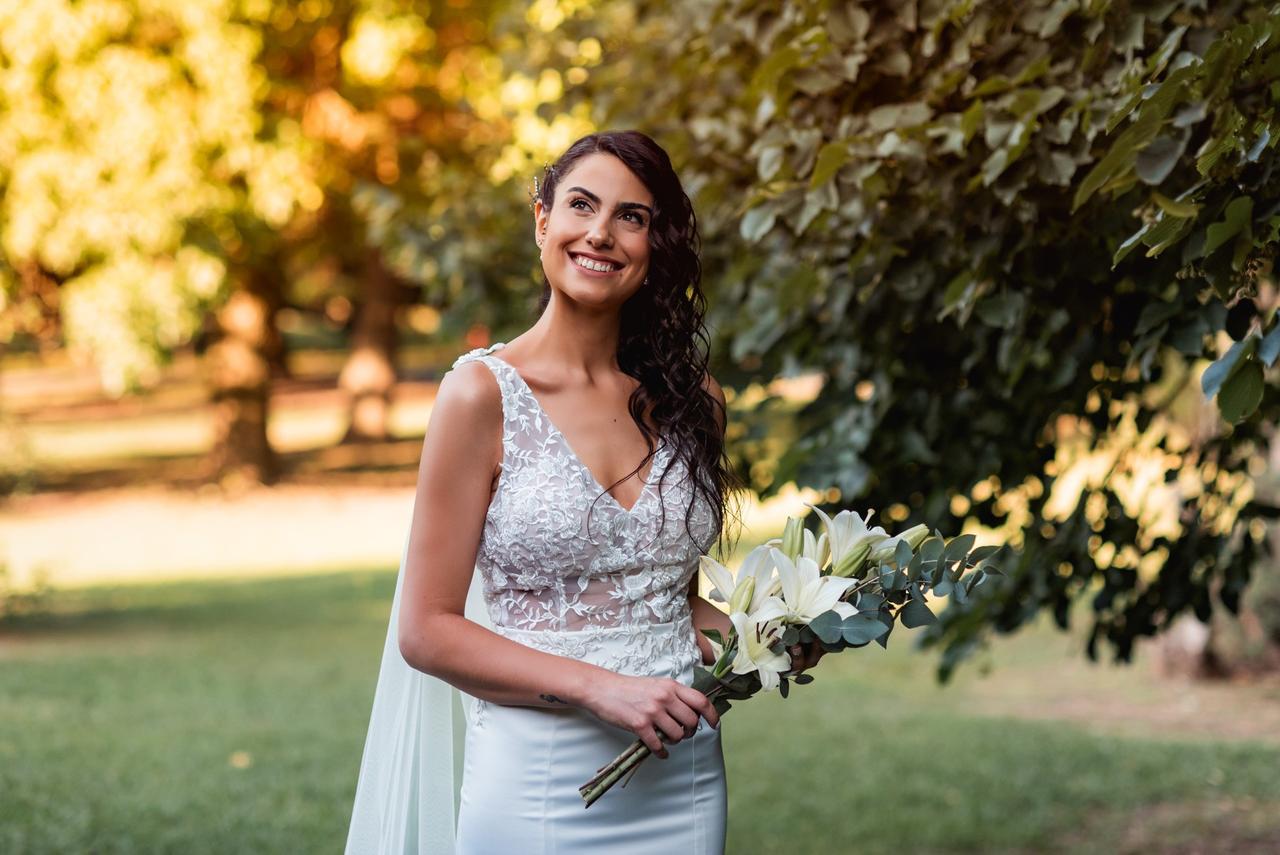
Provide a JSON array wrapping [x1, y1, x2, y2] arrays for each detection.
[[579, 685, 725, 808]]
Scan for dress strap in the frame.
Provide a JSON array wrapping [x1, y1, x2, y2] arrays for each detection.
[[450, 342, 517, 449]]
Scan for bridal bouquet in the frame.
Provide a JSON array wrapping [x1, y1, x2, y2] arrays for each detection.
[[579, 503, 1002, 807]]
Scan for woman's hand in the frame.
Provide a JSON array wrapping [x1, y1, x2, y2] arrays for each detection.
[[582, 672, 720, 759], [786, 637, 826, 676]]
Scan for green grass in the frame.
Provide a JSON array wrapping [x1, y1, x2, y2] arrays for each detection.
[[2, 571, 1277, 854]]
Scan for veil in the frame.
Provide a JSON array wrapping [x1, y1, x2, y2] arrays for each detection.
[[344, 524, 494, 854]]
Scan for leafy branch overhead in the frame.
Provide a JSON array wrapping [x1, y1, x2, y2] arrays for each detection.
[[592, 0, 1280, 679]]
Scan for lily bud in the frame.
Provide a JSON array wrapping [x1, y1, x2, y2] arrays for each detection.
[[729, 576, 756, 614], [830, 540, 872, 577], [903, 524, 929, 550], [868, 537, 901, 565], [781, 516, 804, 560]]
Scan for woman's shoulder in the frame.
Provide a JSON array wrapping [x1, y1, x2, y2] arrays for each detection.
[[434, 354, 505, 436]]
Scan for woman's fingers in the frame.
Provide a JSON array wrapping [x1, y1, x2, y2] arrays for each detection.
[[654, 710, 687, 744], [675, 684, 720, 728], [667, 700, 699, 732], [637, 724, 667, 757]]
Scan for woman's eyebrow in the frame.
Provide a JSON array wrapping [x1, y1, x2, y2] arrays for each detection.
[[566, 185, 653, 218]]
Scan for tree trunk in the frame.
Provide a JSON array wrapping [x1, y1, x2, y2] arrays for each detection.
[[205, 268, 278, 487], [339, 248, 403, 443]]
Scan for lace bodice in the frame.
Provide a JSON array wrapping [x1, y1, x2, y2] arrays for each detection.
[[449, 341, 718, 679]]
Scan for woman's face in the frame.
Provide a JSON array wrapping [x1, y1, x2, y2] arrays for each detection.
[[534, 152, 653, 308]]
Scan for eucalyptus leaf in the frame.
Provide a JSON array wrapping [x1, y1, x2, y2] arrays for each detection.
[[943, 533, 977, 564], [842, 613, 890, 644], [809, 609, 845, 644], [899, 599, 937, 628]]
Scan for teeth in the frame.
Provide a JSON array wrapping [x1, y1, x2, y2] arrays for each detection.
[[572, 253, 618, 273]]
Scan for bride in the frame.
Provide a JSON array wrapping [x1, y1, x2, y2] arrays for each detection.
[[344, 130, 822, 853]]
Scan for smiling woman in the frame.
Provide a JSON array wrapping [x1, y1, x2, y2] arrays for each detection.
[[345, 130, 747, 855]]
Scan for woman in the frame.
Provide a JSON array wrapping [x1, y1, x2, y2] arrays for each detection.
[[345, 130, 821, 853]]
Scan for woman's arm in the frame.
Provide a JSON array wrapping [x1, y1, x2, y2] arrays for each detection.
[[398, 360, 718, 758], [689, 577, 734, 665]]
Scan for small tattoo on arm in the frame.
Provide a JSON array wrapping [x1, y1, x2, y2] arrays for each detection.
[[539, 693, 569, 705]]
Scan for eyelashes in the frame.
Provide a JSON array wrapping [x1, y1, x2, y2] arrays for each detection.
[[568, 197, 646, 226]]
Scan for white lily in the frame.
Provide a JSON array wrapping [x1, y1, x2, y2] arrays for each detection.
[[728, 602, 791, 691], [699, 547, 778, 614], [800, 526, 831, 571], [805, 503, 893, 576], [767, 547, 857, 622]]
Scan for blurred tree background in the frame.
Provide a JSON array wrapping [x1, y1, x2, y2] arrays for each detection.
[[3, 0, 1280, 851], [3, 0, 1279, 674]]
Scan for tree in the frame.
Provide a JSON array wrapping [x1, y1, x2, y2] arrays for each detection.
[[590, 0, 1280, 678], [0, 0, 321, 483]]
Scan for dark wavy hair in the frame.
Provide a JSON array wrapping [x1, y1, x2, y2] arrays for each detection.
[[529, 130, 744, 558]]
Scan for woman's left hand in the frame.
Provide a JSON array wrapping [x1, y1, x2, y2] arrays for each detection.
[[786, 638, 825, 676]]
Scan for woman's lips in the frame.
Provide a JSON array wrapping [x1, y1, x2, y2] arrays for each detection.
[[568, 251, 623, 276]]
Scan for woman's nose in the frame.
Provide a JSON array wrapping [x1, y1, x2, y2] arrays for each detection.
[[586, 216, 613, 247]]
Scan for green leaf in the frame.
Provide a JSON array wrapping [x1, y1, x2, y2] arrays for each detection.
[[810, 141, 850, 189], [1153, 191, 1200, 218], [894, 538, 914, 568], [842, 613, 890, 644], [943, 533, 977, 564], [974, 292, 1024, 328], [739, 204, 777, 242], [1203, 197, 1253, 256], [758, 146, 785, 182], [967, 545, 1000, 565], [700, 628, 723, 647], [1260, 323, 1280, 367], [873, 611, 894, 649], [1113, 223, 1152, 266], [1073, 112, 1161, 212], [692, 666, 717, 694], [809, 609, 844, 644], [1202, 334, 1258, 399], [1135, 132, 1188, 185], [1218, 359, 1264, 422], [1135, 299, 1180, 335], [1143, 215, 1193, 258], [899, 599, 937, 628], [854, 591, 884, 611], [866, 101, 932, 132], [751, 45, 804, 94]]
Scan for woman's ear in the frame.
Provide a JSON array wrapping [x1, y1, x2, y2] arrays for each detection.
[[533, 200, 548, 244]]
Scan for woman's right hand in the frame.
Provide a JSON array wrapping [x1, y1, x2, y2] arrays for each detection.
[[582, 672, 720, 759]]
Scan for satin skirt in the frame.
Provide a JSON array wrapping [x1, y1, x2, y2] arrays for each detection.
[[454, 620, 727, 854]]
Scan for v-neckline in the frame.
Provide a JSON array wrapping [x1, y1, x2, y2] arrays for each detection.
[[486, 343, 664, 517]]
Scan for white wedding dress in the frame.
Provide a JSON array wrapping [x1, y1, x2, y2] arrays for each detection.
[[345, 341, 727, 854]]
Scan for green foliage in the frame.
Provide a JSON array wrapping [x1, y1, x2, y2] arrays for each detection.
[[0, 1, 314, 392], [595, 0, 1280, 679]]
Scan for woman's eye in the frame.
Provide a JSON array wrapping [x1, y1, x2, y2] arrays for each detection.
[[570, 198, 590, 211], [623, 211, 645, 225]]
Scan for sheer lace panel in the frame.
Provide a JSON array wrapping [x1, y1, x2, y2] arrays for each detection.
[[449, 342, 719, 641]]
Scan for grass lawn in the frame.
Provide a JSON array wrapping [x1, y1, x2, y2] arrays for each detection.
[[2, 570, 1278, 854]]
